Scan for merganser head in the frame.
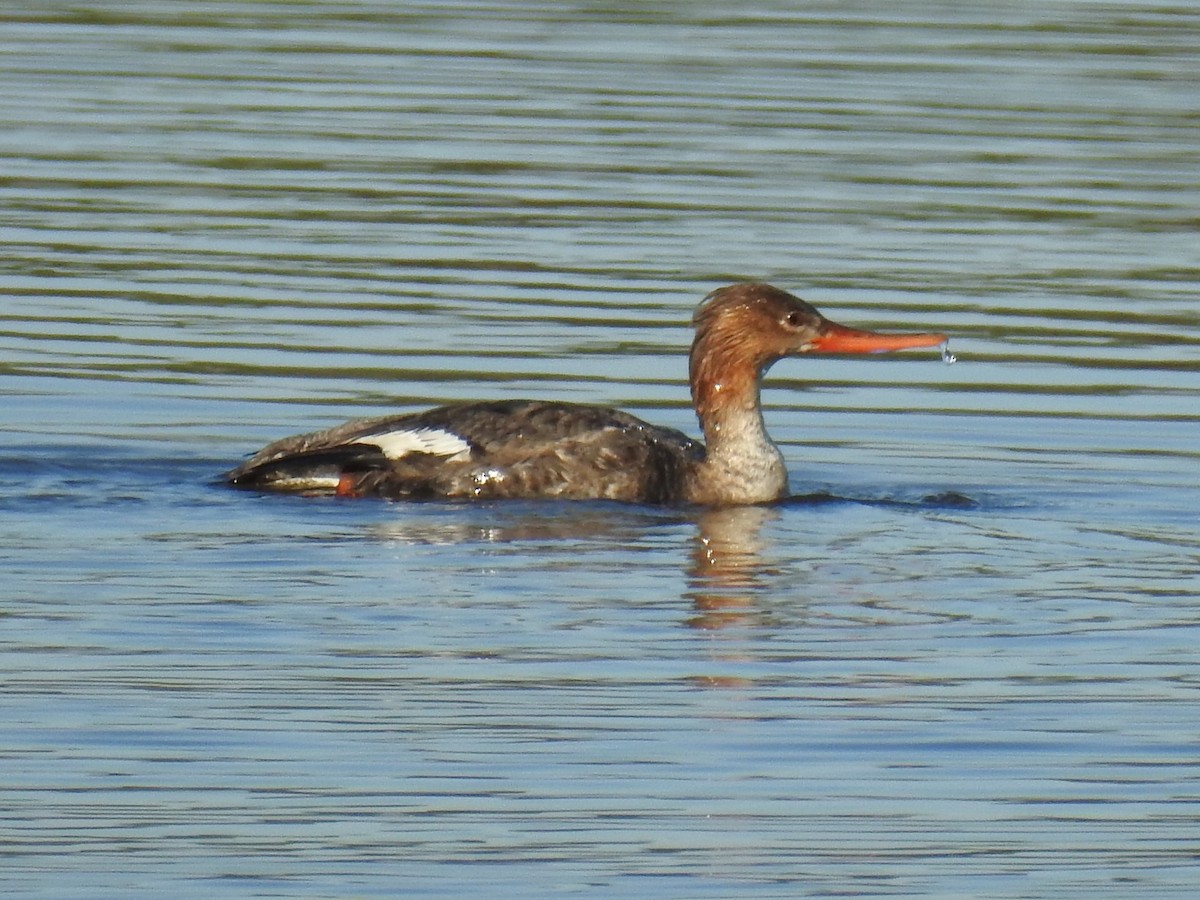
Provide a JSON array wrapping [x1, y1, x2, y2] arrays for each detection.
[[693, 282, 946, 362], [689, 282, 946, 419]]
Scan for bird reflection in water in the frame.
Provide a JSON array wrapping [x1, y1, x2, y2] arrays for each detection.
[[362, 501, 789, 644], [685, 504, 780, 632]]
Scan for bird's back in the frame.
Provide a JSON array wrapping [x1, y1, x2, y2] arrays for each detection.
[[225, 399, 703, 503]]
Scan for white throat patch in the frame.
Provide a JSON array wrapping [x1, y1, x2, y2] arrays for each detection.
[[358, 427, 472, 462]]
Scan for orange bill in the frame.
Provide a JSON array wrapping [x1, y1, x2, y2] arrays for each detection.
[[810, 321, 948, 354]]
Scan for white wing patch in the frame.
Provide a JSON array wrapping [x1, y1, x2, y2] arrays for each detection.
[[358, 427, 473, 462]]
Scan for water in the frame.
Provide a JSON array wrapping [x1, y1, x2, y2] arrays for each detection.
[[3, 1, 1199, 896]]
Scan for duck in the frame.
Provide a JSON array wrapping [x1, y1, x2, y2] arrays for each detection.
[[225, 282, 946, 505]]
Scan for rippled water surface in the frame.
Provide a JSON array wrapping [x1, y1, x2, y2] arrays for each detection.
[[3, 1, 1199, 896]]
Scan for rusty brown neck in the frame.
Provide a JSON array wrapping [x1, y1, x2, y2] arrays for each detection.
[[687, 328, 788, 505]]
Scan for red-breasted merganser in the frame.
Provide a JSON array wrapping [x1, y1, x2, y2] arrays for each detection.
[[225, 283, 946, 505]]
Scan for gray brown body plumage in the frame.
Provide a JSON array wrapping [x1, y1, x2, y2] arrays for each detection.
[[226, 399, 703, 502]]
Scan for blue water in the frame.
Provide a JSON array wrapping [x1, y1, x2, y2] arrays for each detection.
[[3, 1, 1200, 897]]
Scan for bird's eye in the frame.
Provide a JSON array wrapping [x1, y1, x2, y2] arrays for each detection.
[[784, 311, 806, 329]]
